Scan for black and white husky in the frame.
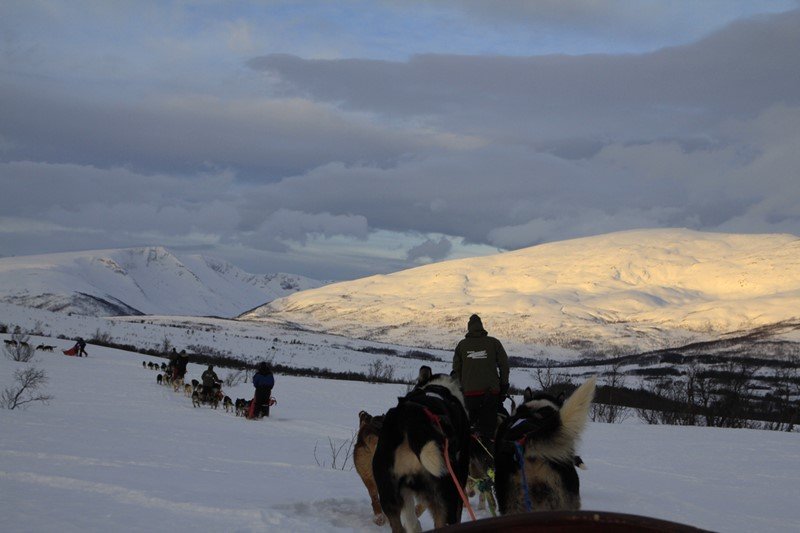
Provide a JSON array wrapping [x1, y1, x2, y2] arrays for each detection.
[[494, 376, 596, 514], [372, 371, 471, 532]]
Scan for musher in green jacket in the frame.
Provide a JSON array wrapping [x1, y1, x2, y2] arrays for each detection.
[[452, 314, 510, 444]]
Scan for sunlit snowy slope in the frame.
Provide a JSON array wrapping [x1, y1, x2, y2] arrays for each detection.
[[0, 247, 323, 318], [244, 229, 800, 354]]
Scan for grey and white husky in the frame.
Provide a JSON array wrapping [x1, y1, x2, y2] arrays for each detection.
[[494, 376, 596, 514]]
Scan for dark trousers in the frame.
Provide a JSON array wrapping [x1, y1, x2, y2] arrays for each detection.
[[254, 387, 272, 417], [465, 393, 500, 443]]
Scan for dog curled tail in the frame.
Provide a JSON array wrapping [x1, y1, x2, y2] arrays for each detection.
[[560, 376, 597, 448], [403, 407, 448, 478], [419, 439, 446, 477], [532, 376, 597, 463]]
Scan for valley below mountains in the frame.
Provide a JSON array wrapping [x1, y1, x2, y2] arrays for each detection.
[[2, 229, 799, 363], [3, 228, 799, 430]]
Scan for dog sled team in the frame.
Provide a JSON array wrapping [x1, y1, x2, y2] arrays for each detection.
[[4, 335, 78, 355], [356, 314, 597, 532], [136, 314, 593, 531], [4, 339, 55, 351], [147, 350, 276, 419]]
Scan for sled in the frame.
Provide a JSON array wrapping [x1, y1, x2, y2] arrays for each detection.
[[246, 395, 277, 419], [246, 394, 258, 419], [63, 346, 78, 356], [435, 510, 710, 532]]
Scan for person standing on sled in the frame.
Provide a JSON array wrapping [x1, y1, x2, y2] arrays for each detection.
[[76, 337, 88, 357], [173, 350, 189, 383], [252, 362, 275, 418], [202, 365, 220, 389], [452, 314, 510, 445], [166, 348, 178, 378]]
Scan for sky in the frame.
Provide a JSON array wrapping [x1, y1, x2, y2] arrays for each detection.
[[2, 0, 800, 280]]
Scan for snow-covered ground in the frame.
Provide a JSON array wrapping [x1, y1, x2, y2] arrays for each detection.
[[0, 301, 457, 384], [2, 340, 798, 533]]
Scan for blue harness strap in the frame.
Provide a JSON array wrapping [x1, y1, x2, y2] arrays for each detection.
[[513, 441, 534, 512]]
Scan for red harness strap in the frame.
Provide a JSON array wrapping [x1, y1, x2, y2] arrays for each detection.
[[422, 407, 477, 522], [423, 407, 441, 427]]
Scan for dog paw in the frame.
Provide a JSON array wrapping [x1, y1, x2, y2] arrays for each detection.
[[373, 514, 386, 526]]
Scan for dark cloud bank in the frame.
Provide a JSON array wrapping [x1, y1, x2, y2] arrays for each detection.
[[2, 9, 799, 278]]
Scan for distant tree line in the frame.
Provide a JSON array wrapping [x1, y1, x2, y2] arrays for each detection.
[[533, 358, 799, 432]]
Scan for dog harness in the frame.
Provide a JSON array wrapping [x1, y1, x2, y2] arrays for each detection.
[[499, 410, 561, 513], [403, 386, 478, 522], [514, 441, 535, 512], [424, 391, 445, 402]]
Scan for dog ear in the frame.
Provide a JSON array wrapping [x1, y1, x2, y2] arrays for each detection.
[[523, 387, 534, 403], [417, 365, 433, 385], [359, 410, 371, 424]]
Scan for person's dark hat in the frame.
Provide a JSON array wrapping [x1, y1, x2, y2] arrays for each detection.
[[468, 314, 483, 328], [258, 361, 268, 372], [467, 313, 487, 334]]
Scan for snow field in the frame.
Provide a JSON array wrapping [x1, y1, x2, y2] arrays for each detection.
[[1, 340, 799, 532]]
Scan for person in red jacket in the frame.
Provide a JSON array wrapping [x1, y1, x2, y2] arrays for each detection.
[[452, 314, 510, 444]]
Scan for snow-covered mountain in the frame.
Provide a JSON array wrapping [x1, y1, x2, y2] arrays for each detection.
[[0, 247, 323, 318], [242, 229, 800, 355]]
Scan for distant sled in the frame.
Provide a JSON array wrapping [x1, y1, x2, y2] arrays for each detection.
[[63, 346, 78, 356], [246, 395, 277, 419]]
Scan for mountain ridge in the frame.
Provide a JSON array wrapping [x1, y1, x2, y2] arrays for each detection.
[[0, 246, 324, 318], [241, 228, 800, 355]]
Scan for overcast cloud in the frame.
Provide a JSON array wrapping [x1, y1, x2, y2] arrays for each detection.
[[1, 1, 799, 279]]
